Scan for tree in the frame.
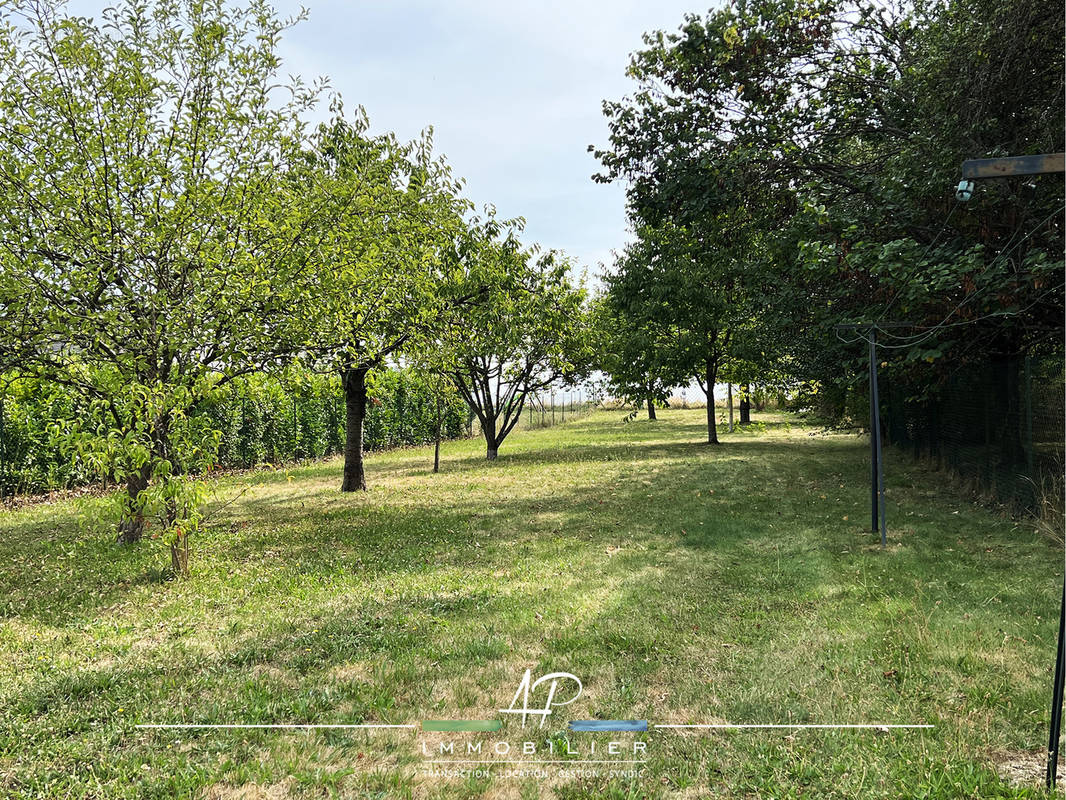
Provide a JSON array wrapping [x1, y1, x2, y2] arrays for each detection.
[[443, 243, 593, 460], [592, 1, 812, 443], [287, 114, 468, 491], [602, 218, 768, 444], [0, 0, 326, 554], [592, 284, 675, 421], [595, 0, 1063, 418]]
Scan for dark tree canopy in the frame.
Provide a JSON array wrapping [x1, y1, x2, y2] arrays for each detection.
[[593, 0, 1063, 426]]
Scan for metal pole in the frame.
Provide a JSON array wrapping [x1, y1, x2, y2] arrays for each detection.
[[0, 391, 5, 501], [1048, 578, 1066, 789], [1025, 355, 1034, 475], [876, 395, 886, 548], [870, 330, 879, 535], [871, 329, 886, 547]]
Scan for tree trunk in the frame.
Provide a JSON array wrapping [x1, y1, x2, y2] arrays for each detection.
[[170, 529, 190, 577], [647, 400, 657, 420], [341, 366, 370, 492], [484, 417, 499, 460], [705, 359, 719, 444], [740, 382, 752, 426], [727, 383, 734, 433], [433, 395, 443, 473], [116, 463, 151, 544], [116, 413, 171, 544]]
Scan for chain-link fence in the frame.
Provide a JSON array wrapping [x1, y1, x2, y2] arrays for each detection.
[[881, 353, 1064, 513], [518, 392, 595, 431]]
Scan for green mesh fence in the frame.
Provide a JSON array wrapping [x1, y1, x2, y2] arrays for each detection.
[[882, 353, 1064, 513]]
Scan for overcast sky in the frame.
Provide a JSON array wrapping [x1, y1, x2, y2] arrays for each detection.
[[267, 0, 710, 283]]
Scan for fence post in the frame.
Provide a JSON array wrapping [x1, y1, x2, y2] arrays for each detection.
[[1024, 355, 1034, 475], [1047, 579, 1065, 789], [870, 331, 879, 536], [0, 391, 5, 500], [984, 370, 992, 485]]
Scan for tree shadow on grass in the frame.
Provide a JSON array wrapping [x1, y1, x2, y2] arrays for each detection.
[[0, 426, 868, 627], [446, 429, 858, 471], [2, 415, 1025, 640], [2, 416, 1057, 800]]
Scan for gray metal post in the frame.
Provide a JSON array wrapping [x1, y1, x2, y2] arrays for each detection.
[[870, 330, 879, 535], [728, 383, 734, 433], [0, 391, 5, 500], [1025, 355, 1034, 475], [871, 329, 886, 547], [1048, 579, 1065, 789], [876, 392, 886, 547]]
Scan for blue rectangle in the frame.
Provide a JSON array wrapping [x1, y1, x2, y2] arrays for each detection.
[[569, 720, 648, 732]]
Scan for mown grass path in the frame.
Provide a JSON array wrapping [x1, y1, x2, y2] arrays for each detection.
[[0, 410, 1059, 798]]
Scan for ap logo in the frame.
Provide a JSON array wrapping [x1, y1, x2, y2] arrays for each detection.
[[499, 669, 583, 727]]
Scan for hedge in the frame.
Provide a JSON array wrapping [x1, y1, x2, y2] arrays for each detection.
[[0, 368, 468, 495]]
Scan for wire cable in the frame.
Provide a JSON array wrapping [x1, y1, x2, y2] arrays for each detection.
[[871, 203, 1065, 350], [878, 201, 962, 320]]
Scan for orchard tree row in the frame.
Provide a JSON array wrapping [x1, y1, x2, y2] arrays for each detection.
[[592, 0, 1064, 443], [0, 0, 594, 569]]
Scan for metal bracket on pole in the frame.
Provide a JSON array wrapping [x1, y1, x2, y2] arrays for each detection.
[[961, 153, 1064, 180]]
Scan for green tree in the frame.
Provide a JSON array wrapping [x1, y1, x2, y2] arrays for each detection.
[[593, 278, 676, 421], [592, 1, 813, 443], [610, 224, 757, 444], [0, 0, 326, 555], [595, 0, 1063, 418], [442, 241, 593, 460], [287, 114, 468, 491]]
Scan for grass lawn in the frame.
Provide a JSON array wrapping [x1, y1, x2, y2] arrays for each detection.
[[0, 409, 1061, 799]]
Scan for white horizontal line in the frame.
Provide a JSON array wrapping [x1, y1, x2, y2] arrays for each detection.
[[425, 760, 648, 764], [136, 723, 415, 729], [655, 724, 933, 729], [135, 722, 933, 731]]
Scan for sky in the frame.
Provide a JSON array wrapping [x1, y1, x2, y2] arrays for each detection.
[[60, 0, 714, 280], [265, 0, 710, 284]]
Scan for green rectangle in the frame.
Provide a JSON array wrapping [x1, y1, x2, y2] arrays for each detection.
[[421, 720, 502, 732]]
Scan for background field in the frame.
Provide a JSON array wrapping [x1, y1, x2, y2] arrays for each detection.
[[0, 410, 1060, 799]]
